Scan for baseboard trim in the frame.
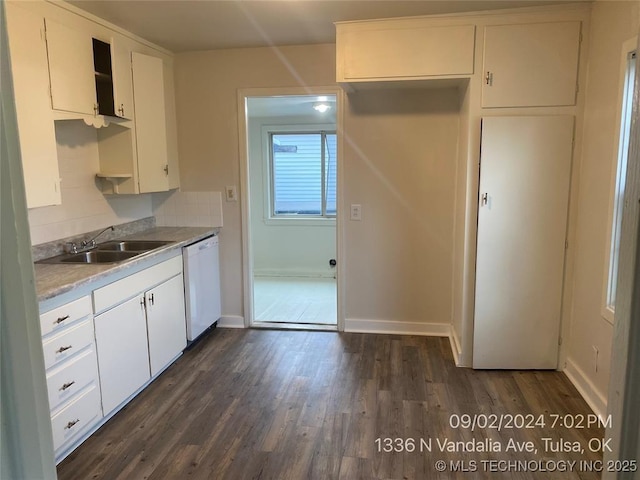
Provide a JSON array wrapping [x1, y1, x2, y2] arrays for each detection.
[[563, 357, 607, 417], [217, 315, 245, 328], [344, 318, 451, 337], [450, 327, 462, 366]]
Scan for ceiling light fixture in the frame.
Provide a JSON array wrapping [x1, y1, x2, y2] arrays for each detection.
[[313, 103, 331, 113]]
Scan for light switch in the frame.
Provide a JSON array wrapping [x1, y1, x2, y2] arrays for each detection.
[[225, 186, 237, 202], [350, 204, 362, 221]]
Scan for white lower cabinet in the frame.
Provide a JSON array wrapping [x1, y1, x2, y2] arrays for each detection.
[[50, 385, 102, 452], [92, 255, 186, 414], [94, 294, 151, 414], [146, 274, 187, 377], [39, 295, 103, 459], [40, 254, 188, 462]]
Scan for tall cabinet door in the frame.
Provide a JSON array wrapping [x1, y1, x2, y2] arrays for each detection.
[[131, 51, 169, 192], [94, 294, 151, 414], [473, 116, 574, 369], [5, 3, 61, 207], [146, 274, 187, 377]]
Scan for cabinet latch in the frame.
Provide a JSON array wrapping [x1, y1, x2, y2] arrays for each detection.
[[485, 71, 493, 86]]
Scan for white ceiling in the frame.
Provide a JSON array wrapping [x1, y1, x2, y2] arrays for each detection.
[[67, 0, 582, 52]]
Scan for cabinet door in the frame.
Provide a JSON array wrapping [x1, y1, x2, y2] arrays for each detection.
[[482, 22, 581, 108], [111, 37, 134, 120], [94, 295, 150, 414], [146, 274, 186, 377], [340, 24, 475, 81], [473, 116, 574, 369], [44, 18, 97, 115], [132, 52, 169, 192], [5, 4, 61, 207]]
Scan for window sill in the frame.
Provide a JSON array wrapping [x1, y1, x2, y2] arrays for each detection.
[[264, 217, 336, 227]]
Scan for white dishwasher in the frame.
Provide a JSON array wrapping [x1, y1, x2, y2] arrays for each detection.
[[183, 235, 222, 342]]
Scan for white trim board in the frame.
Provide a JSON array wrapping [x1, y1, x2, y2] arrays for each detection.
[[344, 318, 451, 337], [217, 315, 246, 329], [563, 358, 607, 418]]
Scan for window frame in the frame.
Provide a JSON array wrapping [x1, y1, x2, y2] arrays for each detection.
[[602, 36, 638, 325], [261, 124, 337, 226]]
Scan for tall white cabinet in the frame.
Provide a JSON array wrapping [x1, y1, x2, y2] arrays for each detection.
[[473, 116, 575, 369], [132, 52, 171, 192], [4, 3, 61, 208]]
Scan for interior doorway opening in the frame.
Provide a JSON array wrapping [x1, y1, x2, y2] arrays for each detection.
[[245, 94, 338, 329]]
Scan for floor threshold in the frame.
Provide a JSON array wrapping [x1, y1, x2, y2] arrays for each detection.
[[251, 321, 337, 332]]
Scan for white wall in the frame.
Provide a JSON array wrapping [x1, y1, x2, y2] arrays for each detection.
[[248, 115, 336, 277], [174, 45, 461, 325], [343, 88, 460, 326], [567, 0, 640, 414], [27, 121, 153, 245]]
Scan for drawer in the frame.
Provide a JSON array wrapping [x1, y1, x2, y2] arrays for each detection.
[[42, 319, 94, 370], [40, 296, 92, 337], [93, 255, 182, 314], [46, 347, 100, 412], [51, 384, 102, 453]]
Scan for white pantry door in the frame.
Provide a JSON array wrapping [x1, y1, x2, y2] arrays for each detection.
[[473, 116, 574, 369]]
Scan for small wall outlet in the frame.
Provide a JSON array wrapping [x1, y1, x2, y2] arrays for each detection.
[[225, 186, 237, 202], [350, 204, 362, 221]]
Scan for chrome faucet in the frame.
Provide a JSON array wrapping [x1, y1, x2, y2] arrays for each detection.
[[65, 226, 114, 254]]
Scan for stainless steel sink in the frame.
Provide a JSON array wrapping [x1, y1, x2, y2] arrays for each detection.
[[97, 240, 173, 252], [36, 239, 175, 264], [39, 250, 141, 264]]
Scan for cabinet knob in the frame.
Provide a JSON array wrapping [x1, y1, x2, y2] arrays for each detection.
[[54, 315, 70, 325], [64, 419, 80, 430], [93, 103, 99, 115], [118, 104, 124, 116], [163, 165, 169, 176], [60, 380, 76, 391], [56, 345, 72, 354]]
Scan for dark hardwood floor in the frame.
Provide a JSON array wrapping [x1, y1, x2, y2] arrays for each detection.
[[57, 329, 604, 479]]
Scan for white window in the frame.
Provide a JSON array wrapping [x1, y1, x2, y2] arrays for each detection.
[[269, 131, 337, 218], [604, 40, 637, 323]]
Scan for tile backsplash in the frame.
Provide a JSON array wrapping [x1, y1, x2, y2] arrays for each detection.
[[153, 190, 224, 228], [28, 121, 153, 245], [27, 122, 223, 246]]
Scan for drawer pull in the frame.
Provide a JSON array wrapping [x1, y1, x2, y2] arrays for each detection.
[[56, 345, 73, 354], [54, 315, 70, 325], [64, 419, 80, 430], [59, 381, 76, 391]]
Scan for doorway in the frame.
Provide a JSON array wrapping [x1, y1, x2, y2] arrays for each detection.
[[241, 92, 340, 329]]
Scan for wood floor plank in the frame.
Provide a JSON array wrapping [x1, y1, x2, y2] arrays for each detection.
[[57, 329, 604, 480]]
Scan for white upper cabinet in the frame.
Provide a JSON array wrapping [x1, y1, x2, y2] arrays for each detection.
[[336, 22, 475, 82], [482, 21, 582, 108], [5, 3, 61, 208], [44, 18, 97, 116], [110, 37, 134, 120], [132, 52, 170, 193]]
